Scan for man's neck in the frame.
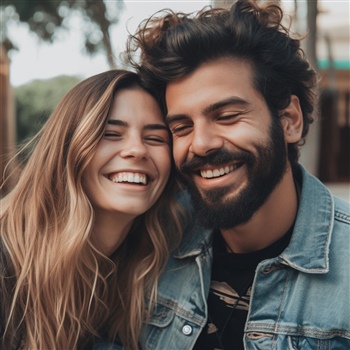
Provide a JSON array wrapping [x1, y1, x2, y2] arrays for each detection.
[[220, 165, 298, 254]]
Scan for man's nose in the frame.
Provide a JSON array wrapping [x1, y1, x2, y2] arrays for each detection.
[[189, 122, 223, 156]]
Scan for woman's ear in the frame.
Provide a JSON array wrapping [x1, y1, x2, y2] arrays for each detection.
[[280, 95, 303, 143]]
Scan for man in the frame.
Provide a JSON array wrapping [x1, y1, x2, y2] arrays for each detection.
[[119, 1, 350, 349]]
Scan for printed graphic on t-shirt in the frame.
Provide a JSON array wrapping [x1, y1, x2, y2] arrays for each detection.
[[194, 229, 293, 350], [193, 281, 252, 350], [210, 281, 251, 311]]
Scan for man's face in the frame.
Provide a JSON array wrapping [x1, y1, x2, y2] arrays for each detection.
[[165, 58, 288, 229]]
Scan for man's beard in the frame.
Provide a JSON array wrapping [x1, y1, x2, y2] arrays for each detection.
[[178, 117, 288, 230]]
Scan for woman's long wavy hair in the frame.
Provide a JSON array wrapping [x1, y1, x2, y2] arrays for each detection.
[[0, 70, 185, 349]]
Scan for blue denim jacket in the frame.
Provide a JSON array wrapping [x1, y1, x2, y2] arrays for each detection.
[[95, 166, 350, 350]]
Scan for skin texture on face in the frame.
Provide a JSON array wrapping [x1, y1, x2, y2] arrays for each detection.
[[166, 58, 302, 251], [83, 87, 171, 254]]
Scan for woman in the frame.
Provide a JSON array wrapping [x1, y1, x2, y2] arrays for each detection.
[[0, 70, 185, 349]]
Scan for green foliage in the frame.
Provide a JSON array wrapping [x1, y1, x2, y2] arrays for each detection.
[[14, 75, 81, 143], [1, 0, 124, 67]]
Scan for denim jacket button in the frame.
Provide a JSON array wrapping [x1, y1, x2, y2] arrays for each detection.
[[182, 324, 193, 335]]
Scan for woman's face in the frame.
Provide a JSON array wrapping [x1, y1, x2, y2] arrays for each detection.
[[83, 87, 171, 223]]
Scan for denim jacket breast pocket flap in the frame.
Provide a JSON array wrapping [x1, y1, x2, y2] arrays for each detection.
[[147, 302, 176, 328]]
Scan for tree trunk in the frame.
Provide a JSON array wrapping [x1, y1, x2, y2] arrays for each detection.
[[92, 1, 117, 68]]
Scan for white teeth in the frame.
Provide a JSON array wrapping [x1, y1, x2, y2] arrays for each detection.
[[200, 165, 236, 179], [213, 169, 220, 177], [110, 172, 148, 185]]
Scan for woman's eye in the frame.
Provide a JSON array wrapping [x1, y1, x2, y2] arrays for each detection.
[[104, 131, 122, 138], [145, 136, 168, 144]]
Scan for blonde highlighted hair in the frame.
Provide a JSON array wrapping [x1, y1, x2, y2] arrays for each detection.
[[0, 70, 185, 349]]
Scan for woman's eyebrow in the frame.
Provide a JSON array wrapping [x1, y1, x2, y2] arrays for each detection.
[[144, 123, 169, 131], [107, 119, 168, 131], [107, 119, 128, 127]]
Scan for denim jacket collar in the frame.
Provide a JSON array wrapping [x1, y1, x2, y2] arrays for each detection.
[[279, 165, 334, 274], [173, 221, 213, 259]]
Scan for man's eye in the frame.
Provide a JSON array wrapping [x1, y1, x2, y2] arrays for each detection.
[[171, 125, 191, 135], [217, 113, 239, 121]]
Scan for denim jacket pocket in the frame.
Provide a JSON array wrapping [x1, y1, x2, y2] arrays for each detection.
[[142, 302, 176, 350], [147, 302, 176, 328]]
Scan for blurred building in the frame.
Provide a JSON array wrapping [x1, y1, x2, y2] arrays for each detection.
[[317, 2, 349, 183]]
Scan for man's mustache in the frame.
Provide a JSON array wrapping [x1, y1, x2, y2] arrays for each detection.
[[180, 149, 254, 175]]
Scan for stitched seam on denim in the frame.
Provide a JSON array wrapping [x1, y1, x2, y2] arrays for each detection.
[[334, 210, 350, 224], [245, 323, 350, 339], [152, 295, 205, 326], [273, 269, 291, 348], [196, 251, 208, 324], [323, 199, 334, 269]]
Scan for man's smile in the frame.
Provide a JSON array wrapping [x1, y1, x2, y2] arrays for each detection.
[[199, 162, 244, 179]]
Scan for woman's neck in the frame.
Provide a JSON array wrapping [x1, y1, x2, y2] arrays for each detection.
[[92, 211, 136, 256]]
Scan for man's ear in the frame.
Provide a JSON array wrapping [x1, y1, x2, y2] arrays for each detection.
[[280, 95, 303, 143]]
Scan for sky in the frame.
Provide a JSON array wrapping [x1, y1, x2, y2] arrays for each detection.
[[6, 0, 349, 87], [7, 1, 211, 87]]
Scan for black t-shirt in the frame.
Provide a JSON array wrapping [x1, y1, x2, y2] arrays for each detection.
[[194, 229, 293, 350]]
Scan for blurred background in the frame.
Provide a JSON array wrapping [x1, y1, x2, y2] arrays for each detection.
[[1, 0, 349, 201]]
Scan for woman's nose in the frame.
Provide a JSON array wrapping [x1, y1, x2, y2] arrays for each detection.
[[119, 136, 149, 160]]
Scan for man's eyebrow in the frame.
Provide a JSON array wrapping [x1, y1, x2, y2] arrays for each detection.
[[203, 96, 250, 115], [166, 96, 250, 124], [165, 114, 188, 126]]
